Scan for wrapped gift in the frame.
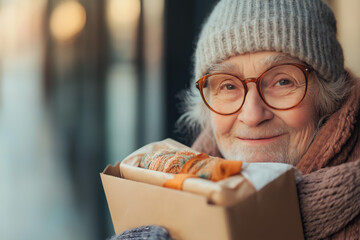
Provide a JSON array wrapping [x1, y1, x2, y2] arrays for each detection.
[[101, 139, 304, 240]]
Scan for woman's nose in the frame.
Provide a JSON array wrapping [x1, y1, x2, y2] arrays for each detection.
[[236, 83, 274, 127]]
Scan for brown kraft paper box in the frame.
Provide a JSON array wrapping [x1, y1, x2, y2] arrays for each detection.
[[101, 140, 304, 240]]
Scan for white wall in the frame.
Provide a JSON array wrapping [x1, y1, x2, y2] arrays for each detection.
[[329, 0, 360, 76]]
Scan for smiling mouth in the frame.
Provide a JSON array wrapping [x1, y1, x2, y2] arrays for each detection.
[[237, 134, 285, 144]]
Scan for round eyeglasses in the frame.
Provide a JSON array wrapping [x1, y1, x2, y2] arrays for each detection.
[[196, 63, 312, 115]]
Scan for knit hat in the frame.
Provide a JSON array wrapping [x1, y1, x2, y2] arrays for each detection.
[[194, 0, 344, 83]]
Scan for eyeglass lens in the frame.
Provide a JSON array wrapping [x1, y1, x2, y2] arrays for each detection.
[[201, 65, 307, 114]]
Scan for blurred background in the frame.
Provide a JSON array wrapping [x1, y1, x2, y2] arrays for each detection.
[[0, 0, 359, 239]]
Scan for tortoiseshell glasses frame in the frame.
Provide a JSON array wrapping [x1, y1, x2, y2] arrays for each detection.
[[195, 63, 313, 115]]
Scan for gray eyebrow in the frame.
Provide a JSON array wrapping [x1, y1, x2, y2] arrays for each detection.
[[207, 62, 238, 75], [262, 54, 304, 68], [206, 54, 304, 77]]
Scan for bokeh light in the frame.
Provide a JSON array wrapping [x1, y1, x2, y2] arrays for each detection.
[[106, 0, 141, 27], [50, 1, 86, 43]]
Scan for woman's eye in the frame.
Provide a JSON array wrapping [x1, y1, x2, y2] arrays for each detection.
[[218, 79, 238, 90], [276, 79, 292, 86], [222, 83, 236, 90]]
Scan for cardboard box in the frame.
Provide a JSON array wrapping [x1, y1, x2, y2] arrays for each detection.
[[101, 140, 304, 240]]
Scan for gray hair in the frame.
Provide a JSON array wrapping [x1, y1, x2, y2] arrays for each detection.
[[313, 71, 351, 125]]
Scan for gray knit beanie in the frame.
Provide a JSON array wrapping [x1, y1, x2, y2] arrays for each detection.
[[194, 0, 344, 83]]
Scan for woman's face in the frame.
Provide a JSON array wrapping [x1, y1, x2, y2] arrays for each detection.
[[211, 52, 320, 165]]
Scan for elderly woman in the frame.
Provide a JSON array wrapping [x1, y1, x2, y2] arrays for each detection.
[[112, 0, 360, 239]]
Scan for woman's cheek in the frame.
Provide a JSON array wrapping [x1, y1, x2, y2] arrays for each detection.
[[211, 113, 237, 134]]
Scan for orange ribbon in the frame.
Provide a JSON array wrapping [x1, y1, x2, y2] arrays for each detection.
[[162, 174, 198, 190], [162, 153, 243, 190], [210, 160, 243, 181]]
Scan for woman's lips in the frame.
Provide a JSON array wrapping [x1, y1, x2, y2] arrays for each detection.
[[236, 134, 285, 145]]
